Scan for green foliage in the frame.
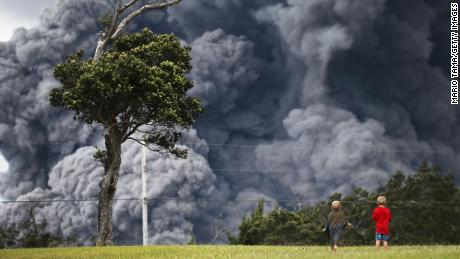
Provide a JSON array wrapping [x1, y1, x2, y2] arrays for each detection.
[[376, 162, 460, 244], [50, 28, 202, 157], [93, 147, 108, 163], [0, 211, 75, 248], [97, 13, 114, 33], [228, 200, 329, 246], [230, 161, 460, 245]]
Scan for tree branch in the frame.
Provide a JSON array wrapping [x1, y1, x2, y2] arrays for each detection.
[[127, 137, 171, 156], [118, 0, 139, 14], [118, 106, 136, 134], [93, 0, 181, 60], [121, 122, 144, 142], [111, 0, 182, 40], [110, 1, 122, 31]]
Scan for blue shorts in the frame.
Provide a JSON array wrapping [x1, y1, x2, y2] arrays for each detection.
[[375, 233, 389, 241]]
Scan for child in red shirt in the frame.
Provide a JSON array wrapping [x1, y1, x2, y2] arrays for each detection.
[[372, 196, 392, 249]]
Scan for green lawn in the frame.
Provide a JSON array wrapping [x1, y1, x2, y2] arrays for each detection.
[[0, 245, 459, 259]]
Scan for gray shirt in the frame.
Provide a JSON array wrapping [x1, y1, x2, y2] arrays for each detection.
[[328, 210, 347, 225]]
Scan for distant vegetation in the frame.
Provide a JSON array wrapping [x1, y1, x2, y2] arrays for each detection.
[[0, 209, 75, 248], [1, 161, 458, 248], [228, 161, 460, 245]]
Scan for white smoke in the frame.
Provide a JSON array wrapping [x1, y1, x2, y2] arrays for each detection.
[[0, 0, 105, 198]]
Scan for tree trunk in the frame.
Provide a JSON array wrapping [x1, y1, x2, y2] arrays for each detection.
[[96, 124, 122, 246], [94, 38, 107, 60]]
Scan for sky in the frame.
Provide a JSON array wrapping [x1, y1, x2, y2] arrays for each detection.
[[0, 0, 456, 244], [0, 0, 58, 41]]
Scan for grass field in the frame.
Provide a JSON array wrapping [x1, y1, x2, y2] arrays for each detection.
[[0, 245, 459, 259]]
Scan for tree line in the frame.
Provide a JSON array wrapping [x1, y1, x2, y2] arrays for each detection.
[[0, 209, 75, 248], [1, 161, 459, 248], [227, 161, 460, 245]]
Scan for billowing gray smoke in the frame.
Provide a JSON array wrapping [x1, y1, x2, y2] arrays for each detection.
[[0, 0, 104, 198], [0, 0, 457, 244]]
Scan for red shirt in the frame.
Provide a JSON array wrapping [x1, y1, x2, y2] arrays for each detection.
[[372, 206, 392, 235]]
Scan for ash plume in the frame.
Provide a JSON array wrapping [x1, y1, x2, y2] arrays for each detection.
[[0, 0, 457, 244]]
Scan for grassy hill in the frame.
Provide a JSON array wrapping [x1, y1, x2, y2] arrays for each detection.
[[0, 245, 459, 259]]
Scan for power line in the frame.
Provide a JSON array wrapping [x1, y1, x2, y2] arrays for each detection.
[[4, 167, 459, 175], [0, 197, 458, 206], [198, 143, 446, 154], [1, 141, 457, 153]]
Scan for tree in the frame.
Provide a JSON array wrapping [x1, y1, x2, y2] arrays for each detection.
[[49, 0, 202, 246], [229, 161, 460, 245], [227, 200, 329, 245], [375, 162, 460, 244], [0, 208, 75, 248]]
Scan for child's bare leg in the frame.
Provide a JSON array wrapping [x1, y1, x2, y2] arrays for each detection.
[[375, 240, 381, 248], [332, 244, 337, 252], [383, 241, 389, 249]]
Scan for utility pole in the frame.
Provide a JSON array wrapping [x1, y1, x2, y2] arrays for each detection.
[[142, 144, 148, 245]]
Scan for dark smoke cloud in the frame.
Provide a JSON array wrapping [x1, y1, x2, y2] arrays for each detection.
[[0, 0, 456, 244], [0, 129, 222, 244], [189, 29, 259, 113], [324, 0, 460, 170], [0, 0, 106, 198]]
